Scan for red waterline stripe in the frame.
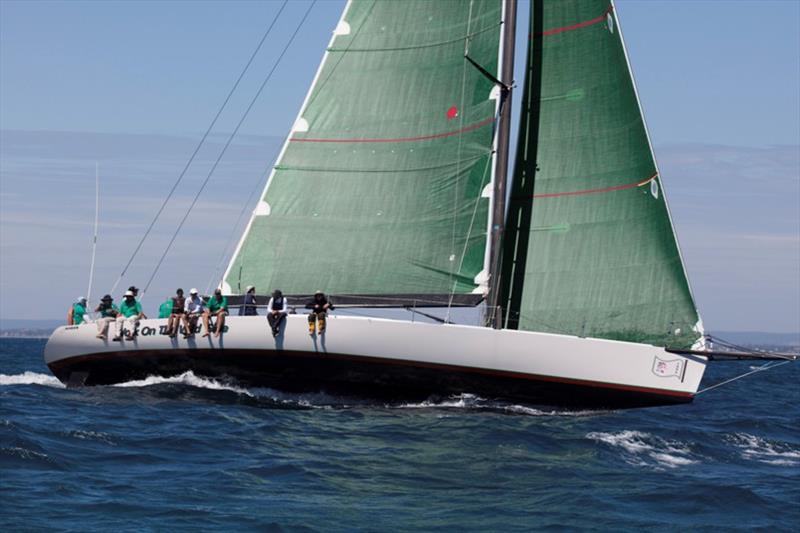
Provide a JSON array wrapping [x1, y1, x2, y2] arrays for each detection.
[[534, 172, 657, 199], [290, 116, 495, 144], [535, 4, 613, 37]]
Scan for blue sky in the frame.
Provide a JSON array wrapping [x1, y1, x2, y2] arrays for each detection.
[[1, 0, 798, 333]]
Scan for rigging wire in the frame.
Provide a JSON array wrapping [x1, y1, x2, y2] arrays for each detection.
[[107, 0, 289, 296], [203, 159, 276, 295], [142, 0, 318, 298], [445, 0, 476, 323], [695, 360, 793, 395], [692, 333, 797, 394], [86, 162, 100, 306]]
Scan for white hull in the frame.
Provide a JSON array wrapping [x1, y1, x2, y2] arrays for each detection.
[[45, 315, 707, 408]]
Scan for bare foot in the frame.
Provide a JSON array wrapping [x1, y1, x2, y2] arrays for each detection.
[[202, 333, 209, 338]]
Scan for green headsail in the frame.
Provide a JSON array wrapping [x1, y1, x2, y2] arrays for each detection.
[[224, 0, 504, 304], [500, 0, 701, 347]]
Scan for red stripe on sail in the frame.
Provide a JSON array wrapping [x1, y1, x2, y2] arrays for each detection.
[[533, 173, 657, 199], [535, 5, 613, 37], [290, 117, 494, 144]]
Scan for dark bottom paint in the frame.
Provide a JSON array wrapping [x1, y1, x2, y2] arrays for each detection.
[[48, 349, 694, 409]]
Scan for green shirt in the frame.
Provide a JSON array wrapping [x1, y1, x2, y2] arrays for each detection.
[[98, 303, 119, 318], [158, 300, 173, 319], [207, 295, 228, 313], [119, 299, 142, 318], [72, 303, 87, 325]]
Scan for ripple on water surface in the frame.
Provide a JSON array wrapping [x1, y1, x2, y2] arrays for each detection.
[[1, 338, 799, 531]]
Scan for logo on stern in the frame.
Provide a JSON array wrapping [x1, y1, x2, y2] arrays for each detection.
[[652, 356, 685, 380]]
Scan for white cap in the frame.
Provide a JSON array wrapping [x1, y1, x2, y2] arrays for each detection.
[[245, 285, 255, 293], [77, 296, 87, 303], [124, 290, 134, 297], [189, 288, 198, 295]]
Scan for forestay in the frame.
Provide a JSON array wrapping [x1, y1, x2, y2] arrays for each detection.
[[500, 0, 701, 347], [224, 0, 504, 305]]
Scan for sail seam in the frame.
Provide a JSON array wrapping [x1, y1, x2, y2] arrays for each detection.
[[531, 172, 656, 199], [327, 22, 501, 52], [274, 152, 490, 174], [534, 4, 613, 37], [291, 116, 494, 144]]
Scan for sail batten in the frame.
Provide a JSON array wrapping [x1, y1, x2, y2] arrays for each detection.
[[224, 0, 504, 300], [500, 0, 701, 347]]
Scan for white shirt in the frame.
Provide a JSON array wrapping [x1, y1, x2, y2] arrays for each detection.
[[185, 295, 205, 314], [267, 296, 288, 315]]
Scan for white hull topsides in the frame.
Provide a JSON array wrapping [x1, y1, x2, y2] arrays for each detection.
[[45, 315, 707, 408]]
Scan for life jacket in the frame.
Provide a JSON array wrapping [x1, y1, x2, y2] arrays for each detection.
[[98, 303, 116, 318], [241, 294, 258, 316], [172, 296, 186, 313], [271, 297, 284, 311]]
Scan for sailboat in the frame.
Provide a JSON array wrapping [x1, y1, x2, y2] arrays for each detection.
[[45, 0, 730, 408]]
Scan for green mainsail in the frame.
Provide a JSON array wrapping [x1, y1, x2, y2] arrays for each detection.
[[500, 0, 701, 347], [224, 0, 504, 302]]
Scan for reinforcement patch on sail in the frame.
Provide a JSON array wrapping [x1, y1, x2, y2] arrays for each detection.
[[225, 0, 502, 298], [500, 0, 700, 347]]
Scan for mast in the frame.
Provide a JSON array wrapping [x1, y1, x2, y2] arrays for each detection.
[[486, 0, 517, 328]]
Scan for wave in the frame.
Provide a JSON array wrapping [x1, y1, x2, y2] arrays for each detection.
[[728, 433, 800, 466], [0, 371, 65, 388], [0, 370, 606, 416], [112, 371, 253, 397], [586, 430, 699, 469], [396, 394, 604, 417]]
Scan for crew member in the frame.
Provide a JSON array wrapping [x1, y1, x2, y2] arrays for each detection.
[[183, 288, 205, 338], [239, 286, 258, 316], [266, 289, 288, 338], [306, 290, 334, 335], [94, 294, 119, 340], [68, 296, 88, 326], [115, 290, 146, 341], [167, 288, 186, 338], [203, 288, 228, 338]]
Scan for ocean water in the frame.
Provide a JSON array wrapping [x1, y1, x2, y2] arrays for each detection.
[[1, 338, 798, 531]]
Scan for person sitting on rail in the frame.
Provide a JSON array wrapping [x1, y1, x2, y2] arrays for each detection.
[[68, 296, 88, 326], [239, 285, 258, 316], [183, 288, 205, 338], [203, 288, 228, 338], [94, 294, 119, 340], [115, 290, 146, 341], [306, 290, 334, 336], [266, 289, 288, 338], [167, 288, 186, 338]]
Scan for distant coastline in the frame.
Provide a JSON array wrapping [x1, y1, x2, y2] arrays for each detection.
[[0, 329, 53, 339]]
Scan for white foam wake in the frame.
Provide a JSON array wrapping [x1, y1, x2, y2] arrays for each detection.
[[587, 430, 699, 469], [112, 371, 253, 396], [728, 433, 800, 466], [0, 371, 65, 388], [396, 394, 602, 417]]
